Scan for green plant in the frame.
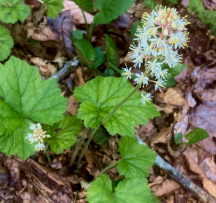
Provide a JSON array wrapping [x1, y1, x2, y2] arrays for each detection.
[[87, 137, 157, 202], [0, 56, 68, 159], [0, 0, 64, 61], [0, 1, 211, 202], [174, 128, 210, 148], [0, 25, 14, 61], [189, 0, 216, 35]]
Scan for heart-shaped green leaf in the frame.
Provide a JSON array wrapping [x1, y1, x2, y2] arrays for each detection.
[[0, 56, 68, 159], [43, 115, 82, 154], [117, 136, 156, 178], [73, 77, 160, 136], [87, 174, 158, 203], [94, 0, 136, 24], [0, 0, 30, 23]]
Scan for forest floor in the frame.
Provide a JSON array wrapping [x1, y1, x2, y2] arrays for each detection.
[[1, 0, 216, 202]]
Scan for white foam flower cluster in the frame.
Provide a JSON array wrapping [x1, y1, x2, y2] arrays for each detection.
[[26, 123, 51, 151], [121, 5, 189, 106]]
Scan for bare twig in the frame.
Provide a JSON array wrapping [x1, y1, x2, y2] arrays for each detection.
[[50, 59, 79, 83], [135, 135, 216, 203]]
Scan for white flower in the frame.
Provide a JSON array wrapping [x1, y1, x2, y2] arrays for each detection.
[[147, 59, 162, 73], [35, 143, 45, 151], [121, 65, 132, 79], [26, 123, 51, 151], [134, 72, 149, 87], [155, 79, 165, 91], [140, 93, 152, 106]]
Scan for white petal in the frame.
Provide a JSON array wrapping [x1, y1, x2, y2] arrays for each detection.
[[36, 123, 42, 128], [29, 124, 36, 130]]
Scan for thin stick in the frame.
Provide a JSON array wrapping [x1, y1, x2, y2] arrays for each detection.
[[50, 60, 78, 83], [135, 135, 216, 203], [69, 127, 90, 167]]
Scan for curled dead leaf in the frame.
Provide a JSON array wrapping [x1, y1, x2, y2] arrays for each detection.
[[203, 178, 216, 199], [151, 179, 180, 197], [199, 157, 216, 183], [63, 0, 93, 24], [164, 88, 184, 107], [26, 23, 57, 41]]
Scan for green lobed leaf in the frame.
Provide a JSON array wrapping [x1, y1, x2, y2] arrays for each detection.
[[73, 0, 93, 12], [0, 56, 68, 159], [0, 0, 31, 23], [143, 0, 156, 10], [87, 174, 114, 203], [0, 25, 14, 61], [184, 128, 210, 145], [117, 136, 156, 178], [94, 0, 136, 24], [87, 174, 156, 203], [43, 0, 64, 18], [105, 35, 119, 69], [90, 47, 105, 69], [43, 115, 82, 154], [73, 77, 160, 136], [189, 0, 204, 13], [74, 39, 96, 66]]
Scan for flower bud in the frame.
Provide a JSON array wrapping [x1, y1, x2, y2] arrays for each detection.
[[163, 28, 168, 36], [172, 15, 178, 20], [171, 22, 177, 29], [161, 19, 166, 24], [167, 17, 172, 23], [155, 16, 160, 21]]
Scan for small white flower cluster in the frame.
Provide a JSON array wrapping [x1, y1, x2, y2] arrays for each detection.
[[26, 123, 50, 151], [121, 5, 189, 106]]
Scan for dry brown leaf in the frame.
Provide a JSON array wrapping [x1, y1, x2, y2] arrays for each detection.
[[84, 148, 94, 169], [76, 67, 86, 86], [187, 92, 197, 108], [30, 57, 57, 77], [26, 23, 57, 41], [148, 176, 165, 187], [63, 0, 93, 24], [202, 178, 216, 199], [156, 104, 174, 114], [192, 67, 216, 102], [164, 88, 184, 106], [174, 115, 188, 135], [151, 127, 170, 146], [183, 152, 207, 179], [199, 157, 216, 183], [67, 96, 79, 116], [151, 179, 180, 197], [190, 104, 216, 155], [79, 178, 90, 190], [26, 159, 65, 185]]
